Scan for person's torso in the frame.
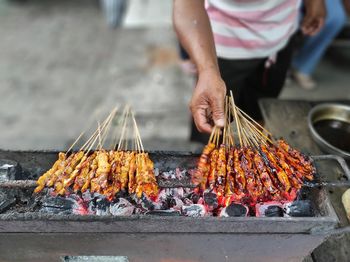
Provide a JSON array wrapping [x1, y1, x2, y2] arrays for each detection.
[[206, 0, 301, 59]]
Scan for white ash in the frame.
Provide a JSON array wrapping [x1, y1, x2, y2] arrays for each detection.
[[182, 204, 206, 217], [110, 198, 134, 216]]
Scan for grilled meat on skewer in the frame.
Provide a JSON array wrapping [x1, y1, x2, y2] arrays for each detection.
[[224, 148, 235, 197], [54, 151, 85, 194], [72, 153, 97, 193], [128, 152, 137, 194], [277, 140, 315, 179], [34, 152, 66, 193], [208, 149, 219, 190], [90, 150, 111, 194], [253, 152, 278, 197], [233, 148, 246, 195], [216, 144, 227, 197], [192, 143, 215, 191], [260, 145, 291, 192]]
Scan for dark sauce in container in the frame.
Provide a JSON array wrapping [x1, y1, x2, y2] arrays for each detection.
[[314, 119, 350, 152]]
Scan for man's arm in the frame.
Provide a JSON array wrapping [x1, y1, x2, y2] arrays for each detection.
[[302, 0, 326, 36], [173, 0, 226, 133]]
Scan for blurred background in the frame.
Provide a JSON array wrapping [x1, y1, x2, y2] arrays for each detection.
[[0, 0, 349, 151]]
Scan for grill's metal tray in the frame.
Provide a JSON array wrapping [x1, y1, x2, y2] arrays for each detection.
[[0, 150, 345, 234]]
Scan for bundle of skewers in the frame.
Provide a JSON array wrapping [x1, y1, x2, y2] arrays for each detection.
[[192, 92, 315, 208], [34, 106, 158, 201]]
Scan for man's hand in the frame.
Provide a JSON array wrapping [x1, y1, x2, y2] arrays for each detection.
[[190, 68, 226, 133], [302, 0, 326, 36]]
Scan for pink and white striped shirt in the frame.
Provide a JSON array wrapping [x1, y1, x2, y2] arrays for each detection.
[[206, 0, 301, 59]]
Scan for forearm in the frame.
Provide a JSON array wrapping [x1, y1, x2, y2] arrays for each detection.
[[173, 0, 219, 74], [344, 0, 350, 16]]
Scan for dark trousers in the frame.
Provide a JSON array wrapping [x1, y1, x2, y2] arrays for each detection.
[[190, 34, 299, 144]]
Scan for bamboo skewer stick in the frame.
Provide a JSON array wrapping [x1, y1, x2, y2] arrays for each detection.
[[229, 91, 243, 147]]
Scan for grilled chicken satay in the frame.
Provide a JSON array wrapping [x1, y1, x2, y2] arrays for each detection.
[[135, 153, 158, 198], [215, 144, 227, 196], [253, 151, 278, 196], [72, 153, 97, 193], [233, 148, 246, 194], [208, 149, 219, 190], [142, 154, 159, 198], [90, 150, 111, 194], [104, 151, 124, 199], [34, 152, 66, 193], [46, 153, 74, 187], [277, 140, 315, 178], [270, 146, 303, 189], [119, 151, 131, 191], [128, 152, 137, 194], [54, 151, 85, 194], [193, 143, 216, 191], [276, 140, 314, 180], [260, 145, 291, 192], [80, 157, 98, 193], [225, 148, 235, 197], [244, 148, 264, 199], [63, 153, 97, 191]]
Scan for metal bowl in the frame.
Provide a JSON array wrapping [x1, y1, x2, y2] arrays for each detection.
[[308, 103, 350, 159]]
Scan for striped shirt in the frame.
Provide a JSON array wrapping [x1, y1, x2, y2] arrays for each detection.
[[206, 0, 301, 59]]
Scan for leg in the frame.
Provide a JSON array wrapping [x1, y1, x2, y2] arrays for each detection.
[[293, 0, 347, 75]]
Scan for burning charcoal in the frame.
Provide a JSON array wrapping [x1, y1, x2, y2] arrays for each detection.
[[132, 194, 159, 211], [168, 187, 184, 199], [255, 202, 284, 217], [110, 198, 134, 216], [68, 194, 89, 215], [175, 168, 186, 180], [81, 191, 94, 202], [157, 189, 168, 202], [160, 170, 176, 180], [284, 200, 314, 217], [147, 209, 181, 216], [95, 196, 111, 216], [168, 197, 184, 211], [219, 203, 248, 217], [265, 206, 284, 217], [0, 159, 22, 181], [203, 191, 218, 211], [182, 204, 206, 217], [187, 192, 200, 204], [183, 198, 193, 205]]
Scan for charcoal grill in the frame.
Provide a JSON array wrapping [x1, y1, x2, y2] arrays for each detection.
[[0, 150, 349, 262]]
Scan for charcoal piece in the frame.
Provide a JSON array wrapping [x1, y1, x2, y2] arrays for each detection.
[[95, 197, 111, 216], [203, 191, 218, 211], [265, 206, 284, 217], [137, 194, 155, 211], [110, 198, 134, 216], [285, 200, 314, 217], [147, 210, 181, 216], [187, 192, 200, 204], [0, 191, 16, 213], [0, 159, 22, 181], [168, 197, 184, 210], [40, 196, 75, 214], [220, 203, 248, 217], [182, 204, 206, 217]]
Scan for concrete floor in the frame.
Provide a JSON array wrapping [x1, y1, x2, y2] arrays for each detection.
[[0, 0, 349, 153]]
